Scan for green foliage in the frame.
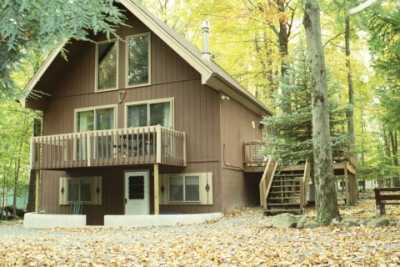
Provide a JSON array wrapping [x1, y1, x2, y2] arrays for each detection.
[[360, 4, 400, 181], [0, 0, 124, 97], [369, 8, 400, 80], [263, 50, 348, 165], [0, 100, 35, 204]]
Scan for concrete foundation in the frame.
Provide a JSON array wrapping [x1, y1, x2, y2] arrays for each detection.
[[104, 213, 223, 227], [24, 213, 87, 229]]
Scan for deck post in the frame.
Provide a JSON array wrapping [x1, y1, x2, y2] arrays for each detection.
[[156, 126, 162, 164], [35, 171, 40, 212], [183, 132, 187, 167], [154, 164, 160, 215], [87, 133, 91, 167]]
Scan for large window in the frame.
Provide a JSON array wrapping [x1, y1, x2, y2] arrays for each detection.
[[127, 33, 150, 87], [75, 106, 116, 132], [75, 106, 116, 160], [96, 40, 118, 91], [169, 175, 200, 202], [126, 99, 172, 128], [160, 173, 213, 205], [59, 177, 102, 206]]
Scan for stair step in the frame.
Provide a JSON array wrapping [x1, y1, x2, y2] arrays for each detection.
[[273, 176, 301, 181], [268, 196, 301, 200], [269, 190, 301, 194], [272, 180, 301, 184], [269, 199, 300, 202], [275, 174, 303, 178], [271, 185, 301, 189], [267, 203, 301, 207]]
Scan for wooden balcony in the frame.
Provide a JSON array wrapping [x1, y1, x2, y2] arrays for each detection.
[[31, 126, 186, 170], [243, 140, 357, 175], [243, 141, 267, 172]]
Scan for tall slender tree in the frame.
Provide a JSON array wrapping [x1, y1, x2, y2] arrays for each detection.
[[303, 0, 339, 224]]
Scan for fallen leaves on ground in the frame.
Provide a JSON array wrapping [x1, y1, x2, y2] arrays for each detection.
[[0, 199, 399, 266]]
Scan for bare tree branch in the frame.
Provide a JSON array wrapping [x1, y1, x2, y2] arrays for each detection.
[[323, 32, 345, 48], [348, 0, 380, 16]]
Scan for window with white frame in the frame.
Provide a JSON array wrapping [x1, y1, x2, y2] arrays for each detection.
[[75, 106, 116, 132], [75, 106, 116, 160], [126, 33, 150, 87], [59, 177, 102, 205], [169, 175, 200, 202], [126, 99, 172, 128], [160, 173, 213, 205], [96, 40, 118, 91]]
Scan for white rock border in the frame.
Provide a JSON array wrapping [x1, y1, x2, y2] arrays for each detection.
[[104, 213, 224, 227], [24, 213, 87, 229]]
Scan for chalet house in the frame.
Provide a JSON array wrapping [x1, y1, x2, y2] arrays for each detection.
[[25, 0, 271, 225]]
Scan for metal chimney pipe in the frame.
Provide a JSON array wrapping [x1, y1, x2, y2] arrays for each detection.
[[201, 21, 212, 61]]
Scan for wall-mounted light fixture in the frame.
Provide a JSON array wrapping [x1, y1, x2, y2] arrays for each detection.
[[221, 94, 230, 101]]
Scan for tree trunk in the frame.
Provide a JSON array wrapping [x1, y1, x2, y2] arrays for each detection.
[[390, 130, 400, 186], [12, 156, 21, 218], [277, 0, 291, 113], [360, 110, 366, 165], [303, 0, 339, 224], [1, 171, 5, 219], [12, 114, 28, 218], [345, 16, 356, 162], [383, 127, 392, 159]]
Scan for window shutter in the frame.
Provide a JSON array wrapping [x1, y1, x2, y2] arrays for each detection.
[[159, 174, 169, 204], [93, 176, 102, 205], [59, 177, 69, 205], [200, 173, 213, 205]]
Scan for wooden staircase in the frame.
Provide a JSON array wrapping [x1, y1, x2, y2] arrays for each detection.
[[259, 159, 310, 215]]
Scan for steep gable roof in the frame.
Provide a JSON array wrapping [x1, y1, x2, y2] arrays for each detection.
[[24, 0, 270, 115]]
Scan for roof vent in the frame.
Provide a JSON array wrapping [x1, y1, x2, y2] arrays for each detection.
[[201, 21, 212, 61]]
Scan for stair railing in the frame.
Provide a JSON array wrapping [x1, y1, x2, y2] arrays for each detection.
[[259, 157, 278, 209], [300, 161, 311, 208]]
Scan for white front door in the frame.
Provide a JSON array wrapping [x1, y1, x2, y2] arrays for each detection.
[[125, 171, 150, 215]]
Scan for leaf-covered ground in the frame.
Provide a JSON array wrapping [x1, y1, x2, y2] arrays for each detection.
[[0, 199, 399, 266]]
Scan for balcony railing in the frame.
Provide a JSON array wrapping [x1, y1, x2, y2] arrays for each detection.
[[244, 141, 266, 167], [31, 126, 186, 170]]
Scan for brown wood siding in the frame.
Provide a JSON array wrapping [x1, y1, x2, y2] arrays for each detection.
[[36, 12, 220, 164], [39, 162, 222, 225], [219, 96, 264, 212], [31, 8, 267, 217], [220, 98, 263, 169], [41, 168, 124, 225], [221, 169, 262, 212]]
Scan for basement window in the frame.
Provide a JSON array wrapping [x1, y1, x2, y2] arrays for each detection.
[[126, 33, 151, 87], [59, 177, 102, 206], [169, 175, 200, 202], [160, 173, 213, 205]]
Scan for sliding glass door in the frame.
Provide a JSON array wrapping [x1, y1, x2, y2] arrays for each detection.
[[76, 107, 115, 160], [126, 99, 172, 158]]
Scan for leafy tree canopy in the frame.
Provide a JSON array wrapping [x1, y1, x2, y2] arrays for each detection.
[[0, 0, 124, 98]]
